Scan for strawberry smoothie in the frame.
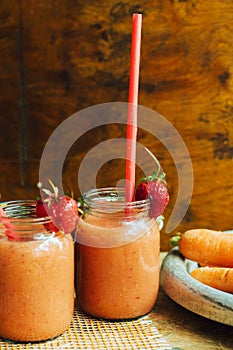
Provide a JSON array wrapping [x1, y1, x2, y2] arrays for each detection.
[[0, 201, 74, 342], [75, 188, 160, 320]]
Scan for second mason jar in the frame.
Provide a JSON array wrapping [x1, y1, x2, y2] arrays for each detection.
[[75, 188, 161, 320]]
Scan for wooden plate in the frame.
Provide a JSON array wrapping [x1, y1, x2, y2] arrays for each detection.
[[160, 247, 233, 326]]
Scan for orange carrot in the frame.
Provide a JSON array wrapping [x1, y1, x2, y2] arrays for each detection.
[[178, 229, 233, 267], [191, 267, 233, 294]]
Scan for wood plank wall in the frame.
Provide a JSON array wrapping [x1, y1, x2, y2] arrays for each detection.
[[1, 0, 233, 249]]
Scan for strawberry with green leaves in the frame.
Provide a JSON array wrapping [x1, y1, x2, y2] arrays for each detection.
[[36, 181, 80, 235], [135, 153, 169, 219]]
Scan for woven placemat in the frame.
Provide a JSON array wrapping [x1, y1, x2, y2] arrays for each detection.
[[0, 306, 172, 349]]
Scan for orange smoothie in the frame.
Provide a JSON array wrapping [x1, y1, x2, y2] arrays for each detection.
[[0, 232, 74, 342], [75, 214, 160, 319]]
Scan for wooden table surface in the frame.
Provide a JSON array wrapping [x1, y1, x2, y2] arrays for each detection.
[[154, 253, 233, 350]]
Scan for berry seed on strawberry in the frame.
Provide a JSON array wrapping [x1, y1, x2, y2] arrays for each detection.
[[36, 180, 79, 235]]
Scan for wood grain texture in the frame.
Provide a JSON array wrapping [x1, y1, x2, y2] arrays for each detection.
[[0, 0, 233, 249], [154, 290, 233, 350]]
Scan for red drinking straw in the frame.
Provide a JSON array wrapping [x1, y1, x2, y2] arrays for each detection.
[[126, 13, 142, 202]]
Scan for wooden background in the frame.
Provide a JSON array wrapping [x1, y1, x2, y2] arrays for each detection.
[[1, 0, 233, 250]]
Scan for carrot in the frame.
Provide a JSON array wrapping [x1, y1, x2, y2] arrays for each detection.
[[177, 229, 233, 267], [190, 267, 233, 294]]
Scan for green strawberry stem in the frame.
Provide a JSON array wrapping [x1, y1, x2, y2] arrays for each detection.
[[42, 179, 59, 206], [170, 235, 181, 247], [77, 198, 84, 216]]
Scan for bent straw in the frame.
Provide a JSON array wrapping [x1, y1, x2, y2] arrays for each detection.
[[126, 13, 142, 202]]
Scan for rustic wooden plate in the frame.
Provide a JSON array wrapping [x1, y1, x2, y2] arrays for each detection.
[[160, 247, 233, 326]]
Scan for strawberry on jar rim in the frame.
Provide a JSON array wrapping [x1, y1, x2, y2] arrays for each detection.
[[36, 180, 79, 235], [36, 199, 59, 234], [135, 152, 169, 219]]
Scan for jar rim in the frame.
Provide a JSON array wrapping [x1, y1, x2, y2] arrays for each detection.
[[0, 199, 58, 240], [82, 187, 150, 211], [0, 199, 51, 224]]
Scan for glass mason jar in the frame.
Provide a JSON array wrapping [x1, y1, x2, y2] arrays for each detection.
[[75, 188, 162, 320], [0, 200, 74, 342]]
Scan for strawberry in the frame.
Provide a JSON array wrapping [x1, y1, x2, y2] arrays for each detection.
[[36, 199, 59, 233], [36, 181, 79, 234], [135, 171, 169, 219]]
